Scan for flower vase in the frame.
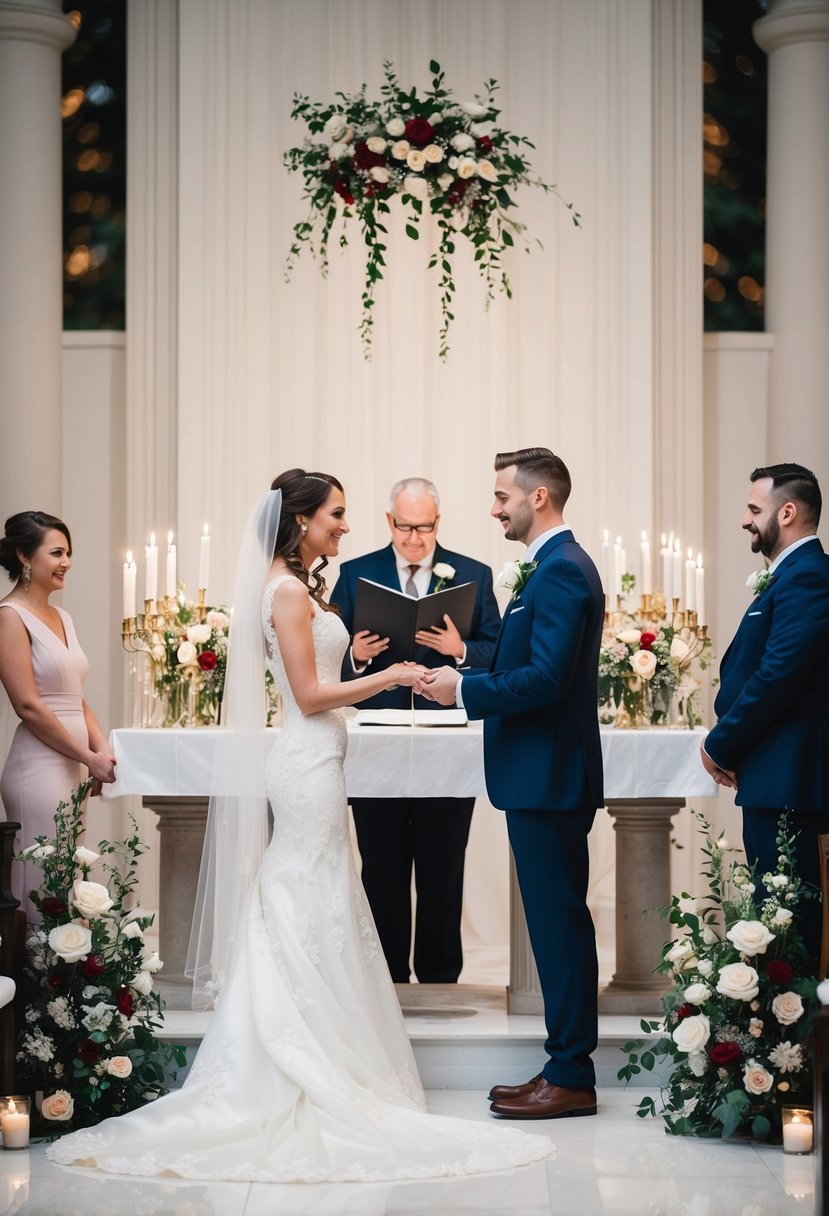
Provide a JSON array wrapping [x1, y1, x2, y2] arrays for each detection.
[[161, 680, 189, 728], [614, 677, 651, 729], [669, 689, 690, 730]]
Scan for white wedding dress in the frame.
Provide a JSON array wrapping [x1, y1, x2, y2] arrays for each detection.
[[47, 579, 552, 1182]]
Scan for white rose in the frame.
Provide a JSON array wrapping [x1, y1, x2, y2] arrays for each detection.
[[477, 159, 498, 183], [106, 1055, 133, 1079], [121, 920, 143, 940], [428, 111, 443, 125], [666, 938, 693, 965], [684, 983, 712, 1005], [697, 959, 714, 978], [390, 140, 410, 160], [177, 640, 198, 666], [743, 1062, 774, 1095], [726, 920, 776, 956], [457, 158, 477, 180], [142, 950, 164, 974], [678, 896, 699, 916], [716, 961, 760, 1001], [369, 166, 390, 184], [450, 132, 476, 153], [328, 142, 350, 161], [433, 562, 456, 580], [21, 843, 55, 860], [447, 156, 459, 170], [670, 636, 691, 662], [206, 610, 229, 630], [702, 926, 719, 946], [437, 172, 454, 191], [186, 624, 211, 645], [423, 143, 444, 164], [151, 644, 166, 661], [682, 955, 699, 972], [672, 1013, 710, 1054], [772, 991, 804, 1025], [72, 879, 113, 919], [460, 101, 488, 119], [48, 921, 93, 964], [772, 907, 793, 926], [385, 117, 405, 137], [497, 561, 521, 590], [616, 630, 642, 645], [630, 651, 657, 680], [74, 845, 99, 866], [41, 1089, 74, 1121], [324, 113, 349, 141], [130, 970, 153, 996], [746, 569, 761, 590], [404, 176, 429, 200], [406, 148, 426, 172], [688, 1051, 708, 1077], [366, 136, 387, 154]]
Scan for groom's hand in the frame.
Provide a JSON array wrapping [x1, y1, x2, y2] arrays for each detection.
[[417, 665, 461, 706], [699, 743, 737, 790], [414, 613, 464, 659]]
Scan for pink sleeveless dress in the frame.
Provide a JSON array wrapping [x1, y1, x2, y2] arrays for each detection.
[[0, 602, 90, 917]]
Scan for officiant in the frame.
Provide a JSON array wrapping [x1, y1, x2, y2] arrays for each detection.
[[331, 477, 500, 983]]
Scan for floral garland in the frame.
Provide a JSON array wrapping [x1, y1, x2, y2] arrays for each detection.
[[620, 812, 817, 1141], [284, 60, 579, 360], [16, 783, 186, 1134]]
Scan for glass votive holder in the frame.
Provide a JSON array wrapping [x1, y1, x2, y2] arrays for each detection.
[[782, 1105, 813, 1155], [0, 1097, 30, 1151]]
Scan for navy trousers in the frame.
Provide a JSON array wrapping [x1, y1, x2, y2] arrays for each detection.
[[506, 806, 598, 1090]]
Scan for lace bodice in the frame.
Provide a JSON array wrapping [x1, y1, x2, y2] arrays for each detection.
[[262, 576, 349, 721]]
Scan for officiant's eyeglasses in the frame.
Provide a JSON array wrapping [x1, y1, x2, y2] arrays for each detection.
[[392, 520, 437, 534]]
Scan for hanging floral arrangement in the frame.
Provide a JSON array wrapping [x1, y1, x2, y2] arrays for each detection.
[[283, 60, 579, 360]]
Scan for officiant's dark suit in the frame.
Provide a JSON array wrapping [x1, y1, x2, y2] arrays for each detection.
[[330, 481, 500, 983], [703, 465, 829, 966]]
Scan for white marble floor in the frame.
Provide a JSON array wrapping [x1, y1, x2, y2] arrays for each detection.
[[0, 1089, 815, 1216]]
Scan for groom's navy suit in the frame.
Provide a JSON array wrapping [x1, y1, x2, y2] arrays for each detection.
[[461, 529, 604, 1089], [331, 542, 500, 982], [705, 538, 829, 964]]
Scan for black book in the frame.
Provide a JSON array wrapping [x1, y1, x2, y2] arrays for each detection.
[[352, 578, 477, 664]]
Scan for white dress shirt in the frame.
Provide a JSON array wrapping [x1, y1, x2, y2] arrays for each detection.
[[768, 533, 819, 574]]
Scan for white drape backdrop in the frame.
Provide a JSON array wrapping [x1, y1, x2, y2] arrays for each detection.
[[126, 0, 703, 980]]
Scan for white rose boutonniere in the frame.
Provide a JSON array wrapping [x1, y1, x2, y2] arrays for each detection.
[[746, 569, 774, 596], [432, 563, 456, 594], [497, 560, 538, 600]]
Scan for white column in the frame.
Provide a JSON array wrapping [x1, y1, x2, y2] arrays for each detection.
[[754, 0, 829, 476], [0, 0, 75, 520]]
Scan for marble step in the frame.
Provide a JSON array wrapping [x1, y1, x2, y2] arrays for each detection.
[[155, 983, 667, 1091]]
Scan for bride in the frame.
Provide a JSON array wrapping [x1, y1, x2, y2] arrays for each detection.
[[47, 469, 552, 1182]]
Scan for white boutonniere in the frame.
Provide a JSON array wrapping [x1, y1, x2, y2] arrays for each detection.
[[432, 562, 456, 593], [497, 559, 538, 599], [746, 569, 774, 597]]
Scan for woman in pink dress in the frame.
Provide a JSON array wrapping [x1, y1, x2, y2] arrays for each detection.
[[0, 511, 116, 917]]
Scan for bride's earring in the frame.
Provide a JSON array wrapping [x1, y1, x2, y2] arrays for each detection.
[[22, 562, 31, 592], [301, 524, 308, 534]]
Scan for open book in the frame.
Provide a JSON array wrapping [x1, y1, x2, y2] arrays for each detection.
[[352, 577, 477, 665]]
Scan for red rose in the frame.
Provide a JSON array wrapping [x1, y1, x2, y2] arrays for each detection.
[[640, 632, 657, 651], [675, 1003, 694, 1020], [333, 179, 354, 206], [447, 180, 469, 207], [708, 1041, 742, 1066], [81, 954, 106, 979], [767, 960, 794, 984], [353, 140, 385, 171], [476, 134, 494, 154], [40, 897, 67, 919], [198, 650, 218, 672], [78, 1037, 102, 1065], [116, 988, 135, 1018], [404, 118, 434, 144], [46, 971, 65, 991]]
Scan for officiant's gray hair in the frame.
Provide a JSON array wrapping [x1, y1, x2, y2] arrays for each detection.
[[389, 478, 440, 510]]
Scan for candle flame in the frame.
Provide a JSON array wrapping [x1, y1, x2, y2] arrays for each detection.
[[150, 531, 156, 546], [126, 550, 133, 564], [697, 552, 703, 569], [203, 523, 209, 536], [167, 530, 174, 545], [641, 530, 648, 542], [7, 1098, 15, 1114], [603, 529, 609, 542]]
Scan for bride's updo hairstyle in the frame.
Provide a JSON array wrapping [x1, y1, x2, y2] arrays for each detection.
[[0, 511, 72, 582], [269, 468, 344, 609]]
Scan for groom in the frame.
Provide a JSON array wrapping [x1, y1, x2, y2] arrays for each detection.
[[419, 447, 604, 1118]]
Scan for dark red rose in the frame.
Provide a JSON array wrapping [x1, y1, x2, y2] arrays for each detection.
[[78, 1037, 102, 1065], [40, 897, 67, 919], [639, 632, 657, 651], [353, 140, 385, 171], [198, 650, 218, 672], [675, 1003, 694, 1020], [363, 182, 388, 199], [767, 959, 794, 984], [447, 179, 469, 207], [404, 118, 434, 144], [476, 134, 494, 154], [46, 971, 65, 991], [333, 179, 354, 206], [81, 954, 106, 979], [708, 1041, 742, 1066], [116, 988, 135, 1018]]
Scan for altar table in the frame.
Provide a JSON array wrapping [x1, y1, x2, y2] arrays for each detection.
[[106, 720, 716, 1013]]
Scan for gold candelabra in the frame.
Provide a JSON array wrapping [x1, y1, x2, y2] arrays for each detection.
[[122, 591, 207, 727]]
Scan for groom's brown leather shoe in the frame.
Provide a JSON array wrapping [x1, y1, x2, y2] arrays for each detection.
[[488, 1073, 542, 1101], [490, 1080, 597, 1119]]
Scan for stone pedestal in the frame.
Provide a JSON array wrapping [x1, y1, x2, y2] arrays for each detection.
[[144, 796, 208, 993]]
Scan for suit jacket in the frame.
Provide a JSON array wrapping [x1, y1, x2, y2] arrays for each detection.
[[705, 538, 829, 810], [330, 541, 501, 710], [461, 530, 604, 812]]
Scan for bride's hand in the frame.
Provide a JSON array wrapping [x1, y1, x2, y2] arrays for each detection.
[[385, 662, 429, 689]]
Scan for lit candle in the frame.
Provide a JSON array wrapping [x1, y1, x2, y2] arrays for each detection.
[[602, 529, 611, 599], [144, 532, 158, 603], [685, 547, 696, 613], [672, 539, 682, 606], [661, 534, 671, 603], [1, 1098, 29, 1149], [122, 551, 136, 620], [783, 1115, 813, 1154], [165, 531, 177, 598], [640, 531, 652, 597], [695, 553, 706, 627], [198, 523, 210, 593]]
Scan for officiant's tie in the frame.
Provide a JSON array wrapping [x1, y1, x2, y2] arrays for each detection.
[[404, 564, 420, 598]]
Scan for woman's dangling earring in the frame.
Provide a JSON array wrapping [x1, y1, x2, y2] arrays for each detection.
[[22, 562, 32, 592], [301, 524, 308, 533]]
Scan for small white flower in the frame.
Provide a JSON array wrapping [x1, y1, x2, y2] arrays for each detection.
[[21, 843, 55, 860], [617, 630, 642, 645], [437, 172, 454, 191], [433, 562, 456, 581], [772, 907, 793, 927], [748, 1017, 764, 1038], [121, 920, 143, 940], [423, 143, 444, 163], [385, 117, 405, 137], [460, 101, 488, 119], [366, 136, 387, 154], [447, 156, 459, 171], [450, 132, 476, 153], [46, 996, 76, 1030], [697, 958, 714, 978], [456, 157, 478, 180], [684, 983, 712, 1005], [702, 926, 719, 946], [82, 1002, 114, 1032], [771, 991, 804, 1025], [666, 938, 694, 967], [142, 950, 164, 974], [428, 111, 443, 125], [678, 896, 699, 916], [768, 1041, 804, 1073], [390, 139, 411, 160], [73, 845, 99, 866], [130, 970, 154, 996], [688, 1050, 708, 1077]]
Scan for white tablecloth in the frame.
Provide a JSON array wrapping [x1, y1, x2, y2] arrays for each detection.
[[105, 720, 717, 801]]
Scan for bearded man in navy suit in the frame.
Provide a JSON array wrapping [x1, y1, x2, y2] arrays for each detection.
[[420, 448, 604, 1120], [331, 477, 500, 983], [702, 464, 829, 967]]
